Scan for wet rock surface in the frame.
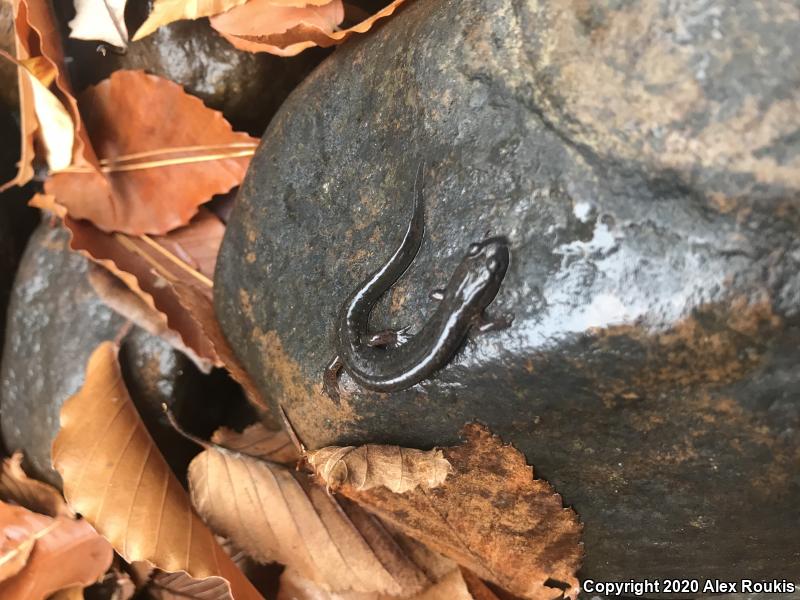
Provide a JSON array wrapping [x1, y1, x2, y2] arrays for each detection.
[[60, 16, 329, 135], [0, 223, 244, 487], [215, 0, 800, 585]]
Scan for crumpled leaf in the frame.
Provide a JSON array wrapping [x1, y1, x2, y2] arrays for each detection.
[[0, 501, 113, 598], [329, 424, 583, 600], [188, 444, 449, 596], [213, 423, 300, 465], [0, 452, 72, 518], [133, 0, 334, 41], [31, 193, 224, 372], [51, 342, 263, 600], [211, 0, 407, 57], [277, 567, 484, 600], [210, 1, 344, 57], [308, 445, 451, 494], [147, 569, 235, 600], [17, 55, 75, 170], [2, 0, 93, 190], [0, 502, 38, 582], [69, 0, 129, 48], [46, 70, 258, 235]]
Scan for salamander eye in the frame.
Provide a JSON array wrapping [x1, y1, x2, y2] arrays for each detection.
[[467, 242, 482, 257]]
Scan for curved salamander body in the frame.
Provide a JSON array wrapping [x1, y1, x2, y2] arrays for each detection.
[[323, 165, 510, 400]]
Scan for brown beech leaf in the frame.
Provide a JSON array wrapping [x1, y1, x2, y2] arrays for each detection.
[[168, 280, 269, 411], [31, 193, 223, 371], [133, 0, 333, 41], [188, 445, 448, 596], [331, 424, 583, 600], [0, 452, 71, 518], [0, 501, 113, 598], [51, 342, 263, 600], [277, 567, 485, 600], [211, 0, 406, 56], [3, 0, 95, 190], [146, 569, 234, 600], [212, 423, 300, 465], [308, 446, 451, 494], [46, 70, 258, 235]]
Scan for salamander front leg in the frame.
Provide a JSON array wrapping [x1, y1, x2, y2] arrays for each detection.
[[323, 356, 343, 403], [366, 325, 412, 348], [473, 312, 514, 333]]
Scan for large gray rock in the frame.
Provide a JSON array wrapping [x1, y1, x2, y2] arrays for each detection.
[[215, 0, 800, 585]]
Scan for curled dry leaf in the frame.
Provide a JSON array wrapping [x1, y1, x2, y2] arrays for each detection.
[[51, 342, 263, 600], [0, 452, 71, 518], [133, 0, 334, 41], [46, 69, 258, 235], [331, 424, 583, 600], [211, 0, 407, 57], [3, 0, 94, 190], [188, 445, 448, 596], [277, 567, 486, 600], [31, 193, 224, 372], [0, 500, 113, 598], [308, 446, 451, 494], [212, 423, 300, 465], [146, 569, 235, 600], [69, 0, 129, 48]]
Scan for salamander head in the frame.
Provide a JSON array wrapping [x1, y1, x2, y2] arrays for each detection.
[[449, 236, 510, 309]]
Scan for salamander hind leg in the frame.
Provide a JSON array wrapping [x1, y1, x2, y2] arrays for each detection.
[[473, 312, 514, 334], [323, 356, 344, 403]]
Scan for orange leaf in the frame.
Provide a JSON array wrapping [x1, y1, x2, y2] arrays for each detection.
[[211, 0, 407, 57], [2, 0, 96, 190], [46, 70, 258, 235], [31, 193, 224, 371], [0, 501, 113, 598], [51, 342, 263, 600]]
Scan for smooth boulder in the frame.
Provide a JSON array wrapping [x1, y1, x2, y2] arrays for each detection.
[[215, 0, 800, 584]]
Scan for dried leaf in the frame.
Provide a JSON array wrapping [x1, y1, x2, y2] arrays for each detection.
[[212, 423, 300, 465], [277, 567, 483, 600], [331, 424, 583, 600], [169, 280, 269, 411], [132, 0, 333, 41], [147, 570, 234, 600], [87, 266, 211, 371], [210, 1, 344, 57], [188, 446, 441, 596], [46, 70, 257, 235], [0, 501, 113, 598], [0, 502, 38, 582], [19, 56, 75, 170], [51, 342, 263, 600], [4, 0, 98, 190], [31, 193, 223, 371], [308, 446, 451, 494], [211, 0, 407, 57], [69, 0, 129, 48], [50, 586, 85, 600], [0, 452, 71, 518]]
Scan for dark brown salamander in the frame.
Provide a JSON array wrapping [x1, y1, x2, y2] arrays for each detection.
[[323, 164, 511, 401]]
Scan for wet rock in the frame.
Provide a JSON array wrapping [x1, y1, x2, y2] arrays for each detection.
[[0, 222, 241, 487], [215, 0, 800, 584], [60, 15, 329, 135]]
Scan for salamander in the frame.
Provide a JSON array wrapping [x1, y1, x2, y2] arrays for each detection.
[[323, 164, 511, 401]]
